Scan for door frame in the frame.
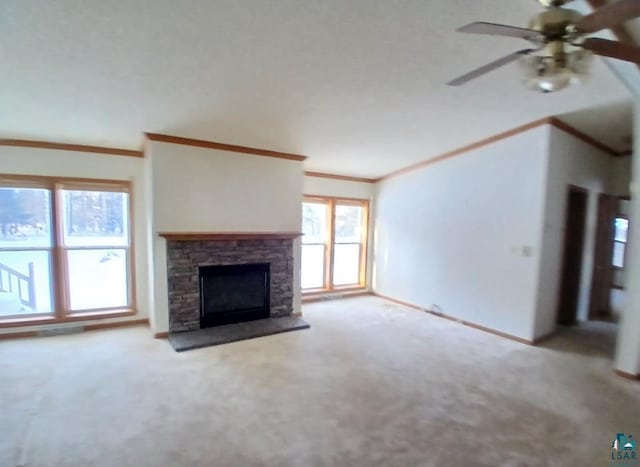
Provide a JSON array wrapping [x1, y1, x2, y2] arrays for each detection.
[[556, 184, 589, 326], [588, 193, 616, 320]]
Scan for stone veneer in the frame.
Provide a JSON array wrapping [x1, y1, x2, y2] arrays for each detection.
[[167, 238, 294, 332]]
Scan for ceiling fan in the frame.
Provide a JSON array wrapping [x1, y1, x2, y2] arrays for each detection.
[[447, 0, 640, 92]]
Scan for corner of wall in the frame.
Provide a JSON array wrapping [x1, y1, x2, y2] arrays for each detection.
[[614, 97, 640, 375], [142, 151, 160, 333], [531, 124, 555, 340]]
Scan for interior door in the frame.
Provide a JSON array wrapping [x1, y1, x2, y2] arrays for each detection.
[[556, 186, 588, 326]]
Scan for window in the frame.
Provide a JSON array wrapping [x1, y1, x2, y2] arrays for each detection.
[[612, 217, 629, 269], [0, 187, 53, 316], [0, 176, 134, 322], [301, 201, 328, 289], [301, 196, 368, 292]]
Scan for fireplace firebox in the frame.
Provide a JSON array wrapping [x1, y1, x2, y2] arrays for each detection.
[[199, 263, 270, 328]]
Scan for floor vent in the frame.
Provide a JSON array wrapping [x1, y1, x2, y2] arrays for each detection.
[[38, 325, 84, 337], [321, 293, 345, 301]]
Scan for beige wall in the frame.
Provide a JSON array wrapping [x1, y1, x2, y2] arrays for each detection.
[[148, 141, 304, 333], [611, 156, 632, 197], [153, 144, 304, 232], [303, 175, 374, 200]]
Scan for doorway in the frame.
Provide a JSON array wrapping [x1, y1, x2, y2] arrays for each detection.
[[589, 196, 630, 321], [556, 186, 588, 326]]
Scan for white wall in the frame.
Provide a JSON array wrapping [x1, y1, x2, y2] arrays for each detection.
[[610, 289, 626, 318], [607, 157, 631, 318], [373, 126, 550, 341], [615, 98, 640, 375], [533, 127, 613, 338], [0, 147, 151, 334], [149, 141, 304, 333], [142, 153, 157, 331]]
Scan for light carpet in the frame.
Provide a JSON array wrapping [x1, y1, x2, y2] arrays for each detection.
[[1, 296, 638, 467]]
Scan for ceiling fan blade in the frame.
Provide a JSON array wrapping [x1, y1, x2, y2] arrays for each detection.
[[575, 0, 640, 34], [581, 37, 640, 64], [447, 49, 536, 86], [457, 22, 543, 42]]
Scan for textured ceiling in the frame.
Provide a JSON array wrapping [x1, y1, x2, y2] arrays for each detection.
[[0, 0, 633, 178]]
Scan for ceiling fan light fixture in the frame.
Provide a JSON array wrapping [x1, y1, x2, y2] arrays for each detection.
[[566, 48, 593, 79], [521, 55, 571, 92], [520, 49, 592, 93], [537, 0, 569, 8]]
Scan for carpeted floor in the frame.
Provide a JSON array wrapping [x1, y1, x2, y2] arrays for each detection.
[[1, 296, 638, 467]]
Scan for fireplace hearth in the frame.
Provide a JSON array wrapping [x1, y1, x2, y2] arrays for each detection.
[[199, 263, 270, 328]]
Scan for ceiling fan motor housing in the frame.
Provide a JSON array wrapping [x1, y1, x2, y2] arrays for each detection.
[[529, 8, 584, 43], [524, 7, 591, 93]]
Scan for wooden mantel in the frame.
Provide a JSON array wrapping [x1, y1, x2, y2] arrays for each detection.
[[158, 231, 303, 241]]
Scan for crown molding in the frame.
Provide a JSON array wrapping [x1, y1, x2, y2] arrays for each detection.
[[0, 138, 143, 158], [2, 119, 627, 180], [145, 132, 307, 162], [547, 117, 620, 156], [377, 117, 626, 182], [304, 171, 376, 184], [377, 118, 552, 182]]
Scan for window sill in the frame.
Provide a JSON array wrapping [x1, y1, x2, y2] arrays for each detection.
[[0, 309, 137, 328], [302, 287, 369, 302], [303, 285, 367, 296]]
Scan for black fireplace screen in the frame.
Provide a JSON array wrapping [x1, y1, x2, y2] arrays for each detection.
[[199, 263, 270, 328]]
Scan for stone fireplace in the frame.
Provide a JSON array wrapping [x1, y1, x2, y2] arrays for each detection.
[[161, 232, 298, 333]]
